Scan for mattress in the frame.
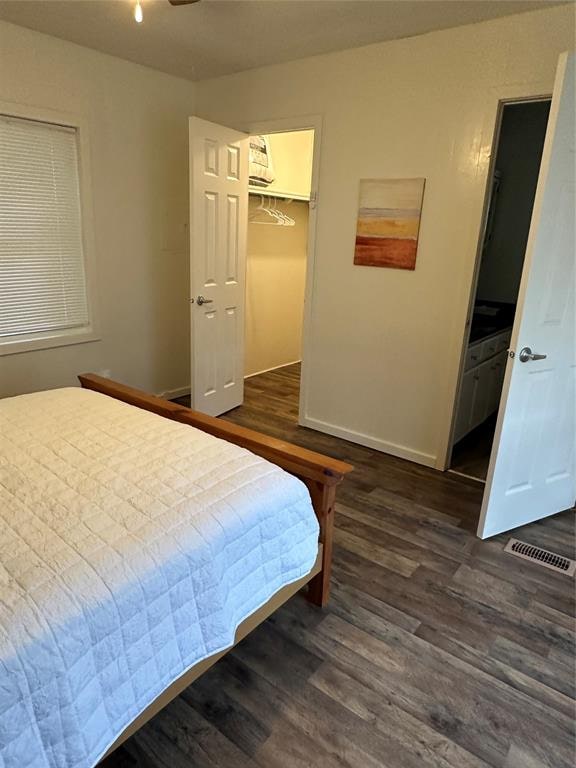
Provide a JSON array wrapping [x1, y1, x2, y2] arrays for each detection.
[[0, 387, 319, 768]]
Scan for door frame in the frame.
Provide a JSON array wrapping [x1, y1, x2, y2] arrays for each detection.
[[439, 87, 552, 472], [242, 114, 323, 424]]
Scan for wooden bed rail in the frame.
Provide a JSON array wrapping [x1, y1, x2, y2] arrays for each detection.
[[78, 374, 353, 606]]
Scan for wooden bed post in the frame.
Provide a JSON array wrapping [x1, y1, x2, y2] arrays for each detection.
[[304, 480, 336, 607]]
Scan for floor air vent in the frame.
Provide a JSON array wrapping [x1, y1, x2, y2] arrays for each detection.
[[504, 538, 576, 577]]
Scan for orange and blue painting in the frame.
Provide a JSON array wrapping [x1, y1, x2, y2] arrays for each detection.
[[354, 178, 425, 269]]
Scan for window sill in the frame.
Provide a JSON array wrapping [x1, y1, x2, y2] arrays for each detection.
[[0, 328, 101, 357]]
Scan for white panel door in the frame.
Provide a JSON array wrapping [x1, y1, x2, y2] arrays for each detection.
[[189, 117, 248, 416], [478, 52, 575, 538]]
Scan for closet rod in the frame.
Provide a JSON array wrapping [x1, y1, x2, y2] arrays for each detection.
[[248, 188, 310, 202]]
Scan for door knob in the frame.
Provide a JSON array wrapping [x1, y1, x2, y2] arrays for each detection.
[[196, 295, 213, 306], [519, 346, 547, 363]]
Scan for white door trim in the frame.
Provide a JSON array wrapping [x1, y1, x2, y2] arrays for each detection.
[[241, 114, 323, 425], [435, 82, 552, 471]]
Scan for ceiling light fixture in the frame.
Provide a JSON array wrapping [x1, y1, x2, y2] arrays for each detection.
[[134, 1, 143, 23]]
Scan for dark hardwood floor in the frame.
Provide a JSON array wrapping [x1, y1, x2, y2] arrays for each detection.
[[104, 363, 575, 768]]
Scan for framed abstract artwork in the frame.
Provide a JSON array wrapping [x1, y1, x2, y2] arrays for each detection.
[[354, 178, 425, 269]]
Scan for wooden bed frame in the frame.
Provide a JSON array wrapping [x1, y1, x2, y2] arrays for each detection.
[[78, 374, 352, 760]]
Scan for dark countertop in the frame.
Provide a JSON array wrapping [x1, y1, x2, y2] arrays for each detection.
[[469, 324, 513, 344], [469, 301, 515, 344]]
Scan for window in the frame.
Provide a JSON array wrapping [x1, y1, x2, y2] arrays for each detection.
[[0, 113, 94, 354]]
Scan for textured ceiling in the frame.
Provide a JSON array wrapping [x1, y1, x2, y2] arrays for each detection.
[[0, 0, 567, 81]]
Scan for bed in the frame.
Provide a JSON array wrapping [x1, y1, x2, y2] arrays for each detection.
[[0, 375, 352, 768]]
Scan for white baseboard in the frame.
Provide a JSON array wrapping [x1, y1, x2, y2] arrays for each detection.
[[299, 415, 437, 468], [244, 360, 302, 379], [157, 385, 190, 400]]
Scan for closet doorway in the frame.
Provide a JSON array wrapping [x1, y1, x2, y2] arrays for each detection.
[[448, 98, 551, 482], [244, 126, 316, 421], [187, 115, 320, 418]]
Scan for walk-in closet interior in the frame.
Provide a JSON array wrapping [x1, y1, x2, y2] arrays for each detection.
[[246, 130, 314, 390]]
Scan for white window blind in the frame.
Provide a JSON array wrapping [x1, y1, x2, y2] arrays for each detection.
[[0, 114, 90, 343]]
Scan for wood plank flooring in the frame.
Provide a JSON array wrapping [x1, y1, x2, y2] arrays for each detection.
[[104, 363, 575, 768]]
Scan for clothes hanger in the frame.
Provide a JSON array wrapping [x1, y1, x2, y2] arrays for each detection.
[[249, 193, 295, 226], [270, 197, 295, 226]]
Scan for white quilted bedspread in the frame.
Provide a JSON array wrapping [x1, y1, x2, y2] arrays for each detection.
[[0, 388, 319, 768]]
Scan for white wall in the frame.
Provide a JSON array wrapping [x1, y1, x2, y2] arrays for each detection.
[[253, 130, 314, 198], [245, 198, 308, 376], [196, 5, 575, 467], [0, 20, 196, 398]]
